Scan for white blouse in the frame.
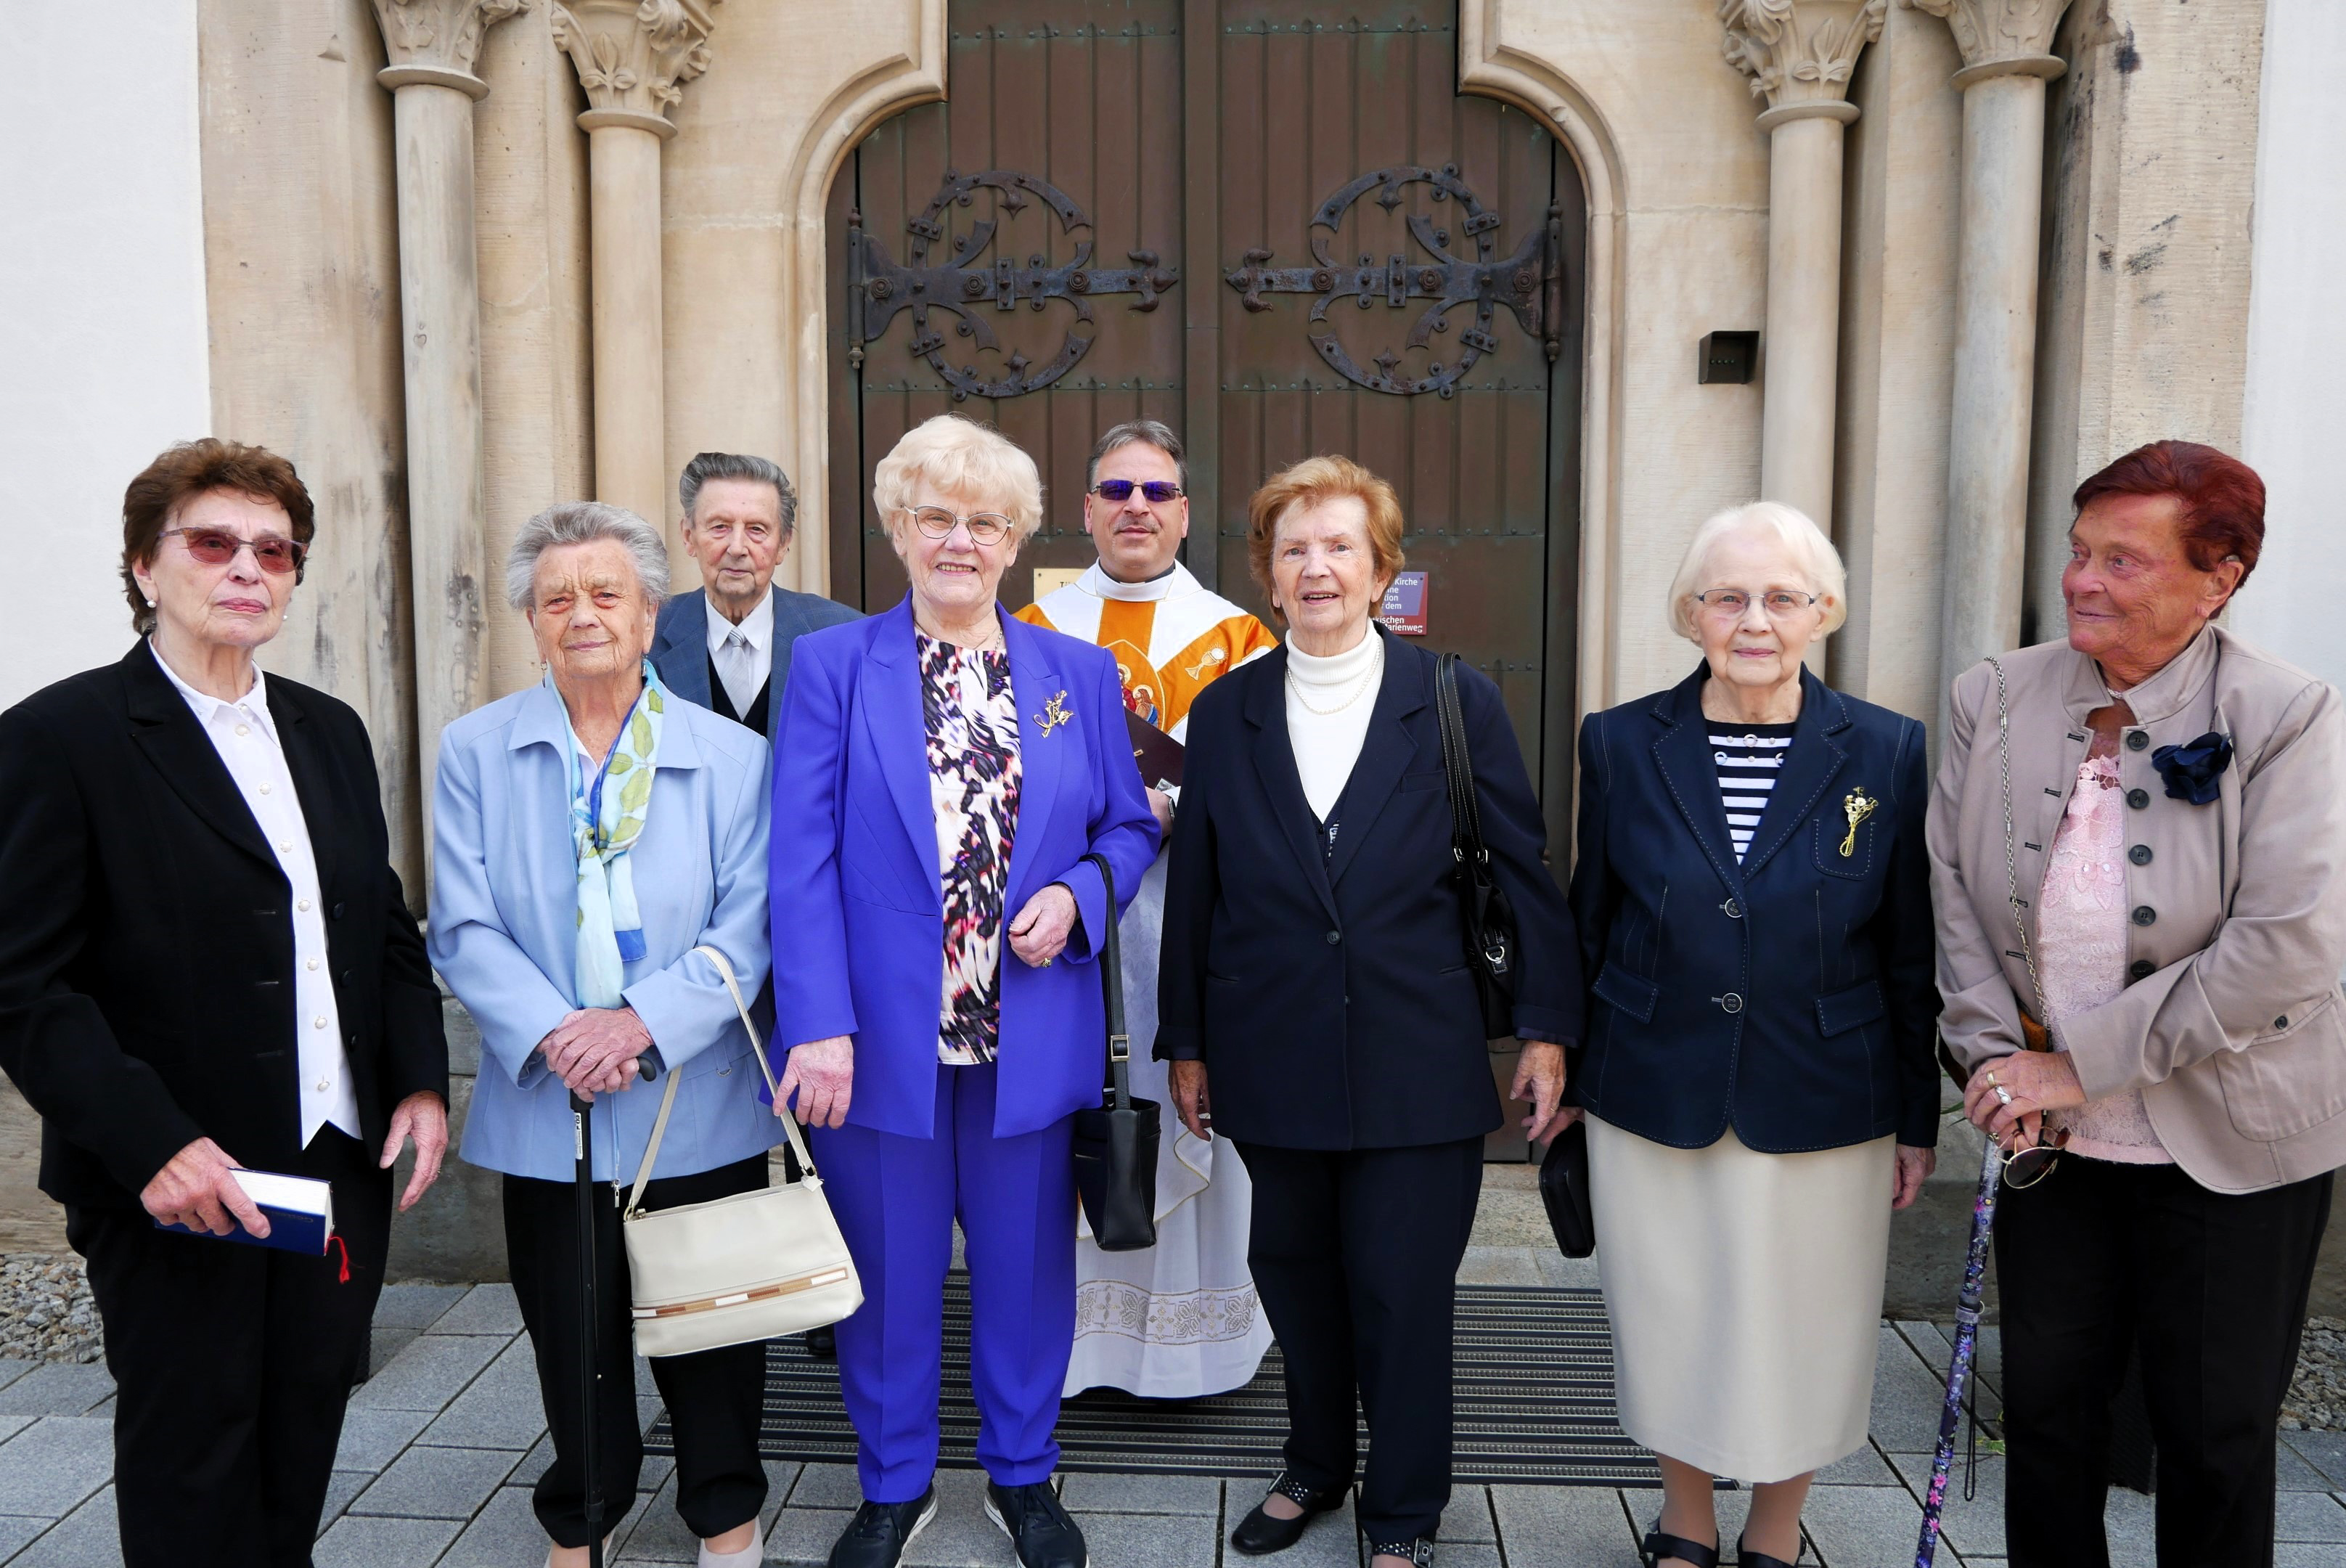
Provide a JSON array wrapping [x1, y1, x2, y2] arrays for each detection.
[[1284, 631, 1386, 822]]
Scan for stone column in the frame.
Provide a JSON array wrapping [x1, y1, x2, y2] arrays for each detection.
[[1722, 0, 1884, 534], [551, 0, 718, 529], [1905, 0, 2071, 681], [369, 0, 528, 839]]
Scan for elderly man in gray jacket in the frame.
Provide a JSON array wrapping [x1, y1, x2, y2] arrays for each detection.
[[650, 452, 860, 738]]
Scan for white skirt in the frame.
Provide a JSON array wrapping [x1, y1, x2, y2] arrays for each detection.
[[1063, 854, 1275, 1398], [1587, 1114, 1894, 1483]]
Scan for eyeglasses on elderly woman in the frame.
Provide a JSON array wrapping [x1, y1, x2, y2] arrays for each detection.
[[1692, 588, 1818, 618], [907, 505, 1015, 545], [160, 525, 308, 574]]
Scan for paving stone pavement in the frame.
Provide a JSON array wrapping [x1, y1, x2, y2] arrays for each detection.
[[0, 1265, 2339, 1564]]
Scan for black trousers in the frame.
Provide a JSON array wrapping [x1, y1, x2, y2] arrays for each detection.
[[69, 1126, 389, 1568], [1996, 1156, 2333, 1568], [504, 1151, 771, 1548], [1235, 1138, 1484, 1543]]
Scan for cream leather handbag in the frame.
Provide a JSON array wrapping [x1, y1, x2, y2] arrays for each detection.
[[621, 946, 863, 1357]]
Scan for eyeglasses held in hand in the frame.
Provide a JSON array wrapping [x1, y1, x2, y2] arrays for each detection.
[[2000, 1121, 2069, 1189], [1693, 588, 1818, 619], [160, 526, 308, 575], [1090, 479, 1184, 505], [909, 506, 1015, 545]]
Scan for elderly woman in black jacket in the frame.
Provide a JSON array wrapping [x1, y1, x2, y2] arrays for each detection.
[[1568, 501, 1939, 1568], [1158, 455, 1579, 1568]]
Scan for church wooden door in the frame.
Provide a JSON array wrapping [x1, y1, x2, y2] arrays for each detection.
[[825, 0, 1585, 1156]]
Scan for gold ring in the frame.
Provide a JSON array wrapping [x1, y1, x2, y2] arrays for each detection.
[[1985, 1068, 2000, 1087]]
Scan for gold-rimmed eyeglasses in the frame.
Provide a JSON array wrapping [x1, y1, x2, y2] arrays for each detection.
[[1693, 588, 1818, 619], [907, 505, 1015, 545]]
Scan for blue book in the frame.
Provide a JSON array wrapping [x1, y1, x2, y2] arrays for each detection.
[[155, 1169, 335, 1256]]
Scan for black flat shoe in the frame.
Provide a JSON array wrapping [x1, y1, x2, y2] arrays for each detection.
[[804, 1323, 838, 1360], [826, 1487, 937, 1568], [1734, 1532, 1799, 1567], [986, 1479, 1087, 1568], [1230, 1472, 1348, 1556], [1640, 1523, 1720, 1568], [1367, 1536, 1436, 1567]]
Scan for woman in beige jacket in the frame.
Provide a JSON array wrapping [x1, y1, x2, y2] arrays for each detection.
[[1929, 439, 2346, 1567]]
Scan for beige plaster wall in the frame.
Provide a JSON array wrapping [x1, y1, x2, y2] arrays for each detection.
[[475, 13, 596, 701], [2027, 0, 2266, 645], [198, 0, 422, 891], [1832, 7, 1963, 724]]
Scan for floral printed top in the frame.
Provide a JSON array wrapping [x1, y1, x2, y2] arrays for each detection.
[[2039, 753, 2172, 1163], [920, 633, 1023, 1065]]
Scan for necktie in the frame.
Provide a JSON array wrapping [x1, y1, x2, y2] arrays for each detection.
[[716, 627, 759, 717]]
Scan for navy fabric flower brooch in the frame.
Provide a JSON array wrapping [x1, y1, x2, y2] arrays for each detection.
[[2150, 732, 2233, 804]]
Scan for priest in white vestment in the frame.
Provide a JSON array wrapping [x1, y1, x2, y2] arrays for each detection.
[[1017, 420, 1280, 1398]]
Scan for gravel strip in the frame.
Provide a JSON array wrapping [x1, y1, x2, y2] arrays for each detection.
[[2282, 1315, 2346, 1432], [0, 1254, 100, 1365]]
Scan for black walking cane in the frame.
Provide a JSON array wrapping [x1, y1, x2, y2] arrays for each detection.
[[571, 1090, 608, 1568]]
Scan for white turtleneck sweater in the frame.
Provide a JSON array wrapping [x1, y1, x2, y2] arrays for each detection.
[[1285, 629, 1386, 821]]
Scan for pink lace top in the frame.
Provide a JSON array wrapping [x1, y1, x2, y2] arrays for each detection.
[[2037, 754, 2172, 1164]]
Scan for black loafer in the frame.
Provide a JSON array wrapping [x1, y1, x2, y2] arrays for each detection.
[[826, 1487, 937, 1568], [1640, 1524, 1720, 1568], [1735, 1532, 1799, 1567], [804, 1323, 838, 1360], [1230, 1472, 1348, 1556], [986, 1479, 1087, 1568]]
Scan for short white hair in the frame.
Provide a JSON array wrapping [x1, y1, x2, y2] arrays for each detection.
[[1665, 501, 1848, 641], [505, 500, 671, 612], [872, 414, 1045, 544]]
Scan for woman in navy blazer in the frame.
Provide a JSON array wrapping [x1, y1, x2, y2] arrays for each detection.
[[1567, 503, 1938, 1568], [768, 416, 1156, 1568]]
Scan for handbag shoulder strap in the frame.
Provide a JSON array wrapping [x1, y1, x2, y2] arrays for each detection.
[[1082, 852, 1132, 1110], [1434, 653, 1489, 875], [622, 944, 814, 1220]]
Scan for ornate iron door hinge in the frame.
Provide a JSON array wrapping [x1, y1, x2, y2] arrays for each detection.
[[1225, 164, 1565, 397], [848, 168, 1179, 401]]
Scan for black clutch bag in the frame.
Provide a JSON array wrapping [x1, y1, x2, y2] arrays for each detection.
[[1071, 852, 1161, 1251], [1539, 1118, 1595, 1259], [1434, 653, 1519, 1039]]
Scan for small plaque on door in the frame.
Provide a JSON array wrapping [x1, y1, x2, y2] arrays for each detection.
[[1378, 571, 1429, 635], [1028, 567, 1085, 606]]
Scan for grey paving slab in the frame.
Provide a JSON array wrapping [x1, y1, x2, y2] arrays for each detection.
[[2288, 1432, 2346, 1485], [0, 1514, 50, 1561], [1869, 1324, 1955, 1453], [84, 1398, 111, 1421], [1455, 1246, 1542, 1287], [311, 1512, 462, 1567], [897, 1487, 1018, 1568], [370, 1324, 421, 1376], [348, 1330, 503, 1413], [350, 1442, 518, 1520], [0, 1367, 113, 1418], [1058, 1471, 1221, 1516], [317, 1469, 369, 1533], [2281, 1547, 2346, 1568], [640, 1395, 665, 1434], [0, 1417, 114, 1519], [515, 1432, 557, 1485], [1256, 1495, 1362, 1568], [4, 1485, 116, 1568], [1072, 1510, 1218, 1568], [616, 1461, 796, 1563], [432, 1282, 526, 1336], [0, 1420, 32, 1453], [1896, 1321, 2004, 1421], [764, 1505, 854, 1568], [1441, 1485, 1495, 1543], [1421, 1545, 1497, 1568], [638, 1355, 660, 1397], [2277, 1439, 2332, 1491], [1800, 1482, 1930, 1568], [2101, 1486, 2156, 1564], [437, 1486, 546, 1568], [2275, 1489, 2346, 1541], [1815, 1441, 1900, 1486], [1488, 1485, 1637, 1564], [1887, 1450, 2001, 1561], [334, 1404, 434, 1472], [420, 1335, 548, 1450], [375, 1280, 470, 1330], [1535, 1250, 1603, 1290], [0, 1366, 33, 1396], [789, 1462, 863, 1510]]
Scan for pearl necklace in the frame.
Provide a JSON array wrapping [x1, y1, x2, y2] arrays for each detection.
[[1286, 648, 1381, 716]]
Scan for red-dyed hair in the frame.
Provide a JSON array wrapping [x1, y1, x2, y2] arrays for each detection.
[[2072, 440, 2265, 587]]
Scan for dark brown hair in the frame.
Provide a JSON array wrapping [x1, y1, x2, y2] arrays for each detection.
[[120, 438, 314, 634], [2072, 440, 2265, 588], [1245, 455, 1407, 625]]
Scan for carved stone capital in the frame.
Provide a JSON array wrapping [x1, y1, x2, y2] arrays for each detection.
[[1720, 0, 1886, 115], [1900, 0, 2072, 73], [550, 0, 719, 136], [369, 0, 531, 98]]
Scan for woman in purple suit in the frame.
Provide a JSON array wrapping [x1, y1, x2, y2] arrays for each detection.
[[769, 414, 1158, 1568]]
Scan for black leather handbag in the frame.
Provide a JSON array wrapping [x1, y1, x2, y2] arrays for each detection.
[[1071, 853, 1161, 1251], [1434, 653, 1519, 1040], [1538, 1117, 1595, 1258]]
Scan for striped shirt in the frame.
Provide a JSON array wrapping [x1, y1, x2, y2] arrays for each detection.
[[1711, 722, 1796, 861]]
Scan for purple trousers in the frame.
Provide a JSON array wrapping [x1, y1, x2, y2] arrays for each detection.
[[812, 1062, 1077, 1501]]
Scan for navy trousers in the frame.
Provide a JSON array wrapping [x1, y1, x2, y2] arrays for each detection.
[[813, 1062, 1077, 1501]]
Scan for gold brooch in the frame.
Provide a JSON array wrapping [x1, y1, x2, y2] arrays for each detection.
[[1035, 690, 1074, 735], [1839, 788, 1877, 857]]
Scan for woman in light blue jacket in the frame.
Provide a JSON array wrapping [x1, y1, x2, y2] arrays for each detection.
[[430, 501, 775, 1568]]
